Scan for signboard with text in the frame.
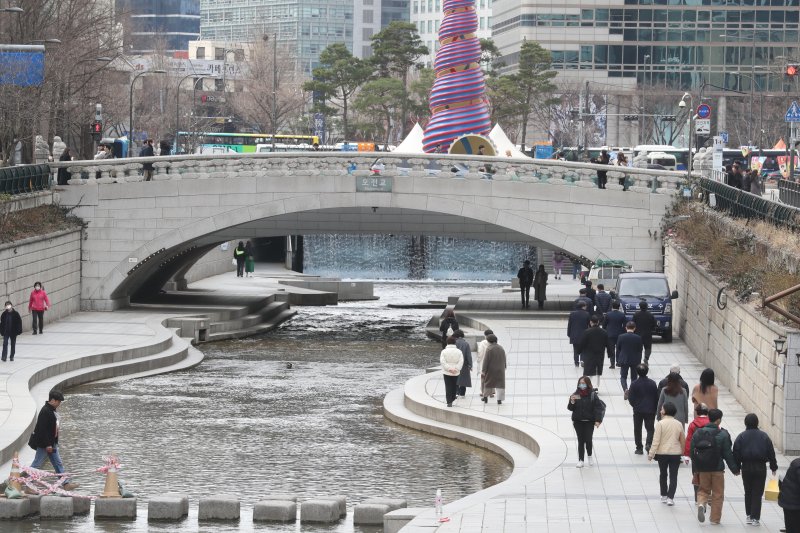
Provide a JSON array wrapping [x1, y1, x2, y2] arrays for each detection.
[[356, 176, 393, 192]]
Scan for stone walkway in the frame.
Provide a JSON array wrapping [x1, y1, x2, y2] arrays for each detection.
[[412, 280, 791, 532]]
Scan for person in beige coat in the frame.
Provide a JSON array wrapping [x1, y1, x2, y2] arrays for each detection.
[[481, 334, 507, 405], [440, 337, 464, 408], [476, 329, 492, 397], [648, 402, 686, 505]]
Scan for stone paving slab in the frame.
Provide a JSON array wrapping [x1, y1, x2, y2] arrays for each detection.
[[406, 282, 791, 532]]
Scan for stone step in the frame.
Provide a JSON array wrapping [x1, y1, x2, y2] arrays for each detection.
[[208, 301, 289, 333], [206, 309, 297, 342], [93, 342, 203, 383]]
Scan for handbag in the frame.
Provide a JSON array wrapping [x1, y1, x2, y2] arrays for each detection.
[[765, 476, 779, 501]]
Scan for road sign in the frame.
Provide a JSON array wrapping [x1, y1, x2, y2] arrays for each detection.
[[786, 101, 800, 122], [695, 118, 711, 135], [697, 104, 712, 119], [719, 131, 729, 144], [713, 136, 724, 172]]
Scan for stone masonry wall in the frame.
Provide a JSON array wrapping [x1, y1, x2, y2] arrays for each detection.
[[181, 241, 236, 285], [0, 229, 82, 326], [665, 243, 787, 449]]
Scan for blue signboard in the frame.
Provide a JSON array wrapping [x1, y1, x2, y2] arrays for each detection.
[[697, 103, 712, 119], [786, 101, 800, 123], [534, 145, 554, 159], [313, 112, 325, 144], [0, 51, 44, 86]]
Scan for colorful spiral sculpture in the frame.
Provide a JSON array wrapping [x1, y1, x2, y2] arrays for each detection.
[[422, 0, 492, 153]]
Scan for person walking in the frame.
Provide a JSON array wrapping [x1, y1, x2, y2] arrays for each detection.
[[577, 315, 608, 380], [584, 280, 597, 307], [233, 241, 246, 278], [553, 253, 564, 280], [692, 368, 719, 409], [594, 284, 612, 315], [686, 402, 711, 501], [476, 329, 492, 397], [568, 376, 605, 467], [691, 408, 740, 524], [603, 300, 626, 369], [590, 148, 611, 189], [658, 364, 690, 398], [517, 260, 534, 309], [533, 264, 548, 310], [648, 402, 686, 506], [244, 240, 256, 278], [438, 310, 459, 349], [657, 372, 689, 425], [1, 301, 22, 362], [139, 139, 155, 181], [633, 301, 656, 362], [616, 321, 643, 395], [749, 169, 763, 196], [733, 413, 778, 526], [57, 147, 72, 185], [567, 302, 591, 367], [440, 337, 463, 407], [780, 457, 800, 532], [628, 363, 658, 454], [28, 282, 50, 335], [29, 390, 78, 490], [615, 152, 629, 188], [481, 334, 506, 405], [574, 288, 594, 314], [453, 330, 472, 398]]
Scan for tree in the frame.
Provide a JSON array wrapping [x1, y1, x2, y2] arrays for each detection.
[[505, 41, 558, 151], [479, 38, 505, 77], [487, 76, 524, 136], [369, 21, 428, 136], [408, 67, 434, 125], [303, 43, 371, 140], [353, 78, 406, 148]]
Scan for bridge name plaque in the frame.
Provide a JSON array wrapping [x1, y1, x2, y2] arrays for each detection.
[[356, 176, 393, 192]]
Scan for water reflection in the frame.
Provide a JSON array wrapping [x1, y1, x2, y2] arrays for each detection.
[[12, 283, 511, 533]]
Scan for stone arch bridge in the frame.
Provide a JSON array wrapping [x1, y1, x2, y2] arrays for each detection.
[[52, 152, 683, 310]]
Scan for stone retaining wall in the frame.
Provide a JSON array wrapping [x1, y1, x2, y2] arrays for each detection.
[[0, 229, 81, 324], [181, 241, 235, 285], [665, 242, 787, 449]]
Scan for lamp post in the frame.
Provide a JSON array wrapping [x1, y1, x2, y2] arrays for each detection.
[[67, 57, 113, 154], [128, 69, 166, 157], [263, 34, 278, 149], [678, 92, 694, 182], [175, 74, 217, 153]]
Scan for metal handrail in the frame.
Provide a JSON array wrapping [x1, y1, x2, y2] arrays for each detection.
[[0, 164, 51, 196], [699, 176, 800, 230]]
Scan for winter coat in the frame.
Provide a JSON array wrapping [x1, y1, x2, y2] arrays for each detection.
[[244, 241, 254, 257], [690, 423, 739, 473], [440, 344, 463, 376], [455, 338, 472, 388], [28, 402, 58, 449], [439, 316, 459, 336], [595, 291, 612, 314], [691, 384, 719, 410], [28, 289, 50, 312], [658, 375, 690, 398], [685, 415, 710, 457], [657, 388, 689, 424], [0, 308, 22, 337], [567, 309, 590, 344], [577, 326, 608, 375], [603, 310, 627, 339], [733, 427, 778, 472], [57, 151, 72, 185], [476, 339, 489, 376], [517, 266, 534, 287], [633, 309, 656, 341], [233, 246, 246, 262], [139, 143, 154, 170], [568, 389, 604, 423], [573, 296, 594, 314], [649, 415, 686, 459], [628, 376, 658, 414], [615, 332, 643, 366], [533, 270, 548, 301], [482, 343, 506, 389], [780, 457, 800, 510]]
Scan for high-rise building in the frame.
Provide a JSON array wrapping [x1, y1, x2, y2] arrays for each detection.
[[491, 0, 800, 146], [411, 0, 492, 68], [115, 0, 201, 54]]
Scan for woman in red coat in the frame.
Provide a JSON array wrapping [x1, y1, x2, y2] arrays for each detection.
[[28, 281, 51, 335]]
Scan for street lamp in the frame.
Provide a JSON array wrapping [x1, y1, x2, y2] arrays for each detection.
[[678, 92, 695, 182], [263, 34, 278, 149], [128, 69, 167, 157], [175, 73, 218, 153]]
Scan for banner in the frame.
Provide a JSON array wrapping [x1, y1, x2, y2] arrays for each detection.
[[0, 50, 44, 86]]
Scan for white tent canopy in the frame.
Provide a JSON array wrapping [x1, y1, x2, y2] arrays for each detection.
[[489, 124, 529, 158], [393, 123, 425, 154]]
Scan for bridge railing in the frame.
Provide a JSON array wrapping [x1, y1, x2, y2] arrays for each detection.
[[0, 164, 51, 196], [699, 176, 800, 230], [48, 152, 689, 195], [779, 179, 800, 209]]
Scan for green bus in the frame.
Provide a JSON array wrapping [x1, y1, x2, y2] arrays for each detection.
[[176, 132, 320, 154]]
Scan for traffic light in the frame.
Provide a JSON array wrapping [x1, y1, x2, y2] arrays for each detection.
[[623, 115, 638, 121], [786, 64, 799, 77], [90, 121, 103, 139], [661, 115, 677, 122]]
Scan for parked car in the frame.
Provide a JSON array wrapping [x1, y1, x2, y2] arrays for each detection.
[[612, 272, 679, 342]]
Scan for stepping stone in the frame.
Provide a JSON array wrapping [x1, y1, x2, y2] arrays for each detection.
[[95, 497, 137, 520], [161, 492, 189, 515], [27, 494, 42, 514], [0, 497, 32, 519], [148, 495, 186, 520], [72, 496, 91, 515], [40, 495, 73, 519], [260, 492, 298, 502], [362, 497, 407, 512], [353, 503, 390, 525], [300, 499, 340, 523], [253, 500, 296, 522], [316, 495, 346, 517], [198, 494, 240, 520]]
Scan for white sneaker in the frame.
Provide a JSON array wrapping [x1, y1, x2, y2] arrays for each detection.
[[750, 519, 760, 526], [587, 456, 594, 466], [667, 499, 674, 506], [576, 461, 584, 468], [746, 517, 753, 525], [661, 496, 668, 503]]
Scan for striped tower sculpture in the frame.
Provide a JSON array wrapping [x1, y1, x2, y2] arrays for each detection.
[[422, 0, 492, 153]]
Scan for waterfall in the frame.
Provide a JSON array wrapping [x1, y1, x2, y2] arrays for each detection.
[[303, 235, 536, 281]]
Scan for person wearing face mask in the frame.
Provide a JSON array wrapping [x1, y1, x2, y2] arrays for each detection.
[[568, 376, 606, 468], [28, 281, 51, 335], [0, 301, 22, 362]]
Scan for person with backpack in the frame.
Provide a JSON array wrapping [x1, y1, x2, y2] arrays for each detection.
[[685, 402, 711, 501], [648, 402, 686, 506], [732, 413, 778, 526], [690, 408, 740, 524], [567, 376, 605, 468], [438, 310, 459, 349]]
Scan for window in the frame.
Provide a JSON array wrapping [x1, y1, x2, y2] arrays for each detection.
[[214, 78, 225, 91], [196, 46, 205, 59], [215, 47, 224, 60], [427, 20, 433, 33], [413, 1, 418, 13], [364, 9, 373, 23], [480, 17, 485, 29]]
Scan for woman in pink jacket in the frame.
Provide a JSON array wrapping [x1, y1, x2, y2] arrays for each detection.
[[28, 282, 50, 335]]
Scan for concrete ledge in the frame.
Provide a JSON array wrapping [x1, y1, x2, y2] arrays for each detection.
[[362, 497, 406, 511], [161, 492, 189, 516], [0, 497, 32, 519], [353, 503, 390, 525], [384, 507, 428, 533], [94, 497, 137, 520], [253, 500, 296, 522], [40, 495, 73, 519], [299, 499, 340, 523], [72, 496, 91, 515], [148, 496, 186, 520], [198, 495, 240, 520]]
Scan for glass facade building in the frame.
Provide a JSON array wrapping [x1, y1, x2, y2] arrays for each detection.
[[115, 0, 201, 54]]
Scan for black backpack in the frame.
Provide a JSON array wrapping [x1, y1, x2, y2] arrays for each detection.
[[692, 428, 721, 472], [592, 391, 607, 422]]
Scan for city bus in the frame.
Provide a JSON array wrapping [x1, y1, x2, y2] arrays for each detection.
[[175, 132, 320, 154]]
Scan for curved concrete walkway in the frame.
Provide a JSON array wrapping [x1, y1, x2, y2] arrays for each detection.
[[392, 279, 793, 532]]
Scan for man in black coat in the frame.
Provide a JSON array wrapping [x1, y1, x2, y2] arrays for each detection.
[[574, 288, 594, 315], [633, 300, 656, 362], [0, 300, 22, 362], [603, 300, 626, 369], [616, 321, 643, 393], [517, 260, 534, 309], [139, 139, 155, 181], [567, 302, 591, 367], [29, 390, 77, 489], [577, 315, 609, 378], [595, 284, 612, 314], [584, 280, 597, 307], [627, 363, 658, 454]]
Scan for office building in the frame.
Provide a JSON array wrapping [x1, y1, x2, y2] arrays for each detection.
[[411, 0, 493, 68], [115, 0, 201, 54]]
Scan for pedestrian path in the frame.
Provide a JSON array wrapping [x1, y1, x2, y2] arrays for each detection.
[[399, 288, 790, 532]]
